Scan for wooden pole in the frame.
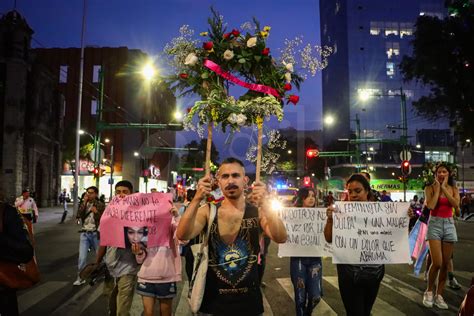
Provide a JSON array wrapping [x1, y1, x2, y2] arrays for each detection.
[[205, 123, 213, 177], [255, 118, 263, 182]]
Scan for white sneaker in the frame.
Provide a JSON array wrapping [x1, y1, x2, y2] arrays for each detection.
[[423, 291, 434, 307], [73, 278, 86, 286], [434, 295, 448, 309]]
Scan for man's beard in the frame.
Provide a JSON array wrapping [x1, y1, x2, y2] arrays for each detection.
[[224, 184, 241, 200]]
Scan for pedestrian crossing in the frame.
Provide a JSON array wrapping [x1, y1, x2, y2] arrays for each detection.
[[18, 270, 472, 315]]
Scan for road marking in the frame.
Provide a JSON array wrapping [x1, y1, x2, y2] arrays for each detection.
[[262, 291, 274, 316], [407, 272, 468, 297], [49, 283, 92, 316], [18, 281, 68, 313], [79, 283, 105, 313], [455, 270, 473, 282], [383, 274, 457, 312], [175, 282, 191, 315], [276, 277, 337, 316], [324, 276, 405, 316]]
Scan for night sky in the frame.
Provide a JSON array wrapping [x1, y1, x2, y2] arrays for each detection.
[[1, 0, 324, 166]]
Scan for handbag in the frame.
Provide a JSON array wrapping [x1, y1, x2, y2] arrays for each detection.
[[188, 203, 216, 313], [0, 204, 40, 289]]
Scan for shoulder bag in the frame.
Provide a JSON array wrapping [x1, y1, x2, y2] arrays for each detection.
[[0, 204, 40, 289], [188, 203, 217, 313]]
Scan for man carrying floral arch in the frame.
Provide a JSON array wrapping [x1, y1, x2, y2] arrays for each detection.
[[177, 157, 287, 315]]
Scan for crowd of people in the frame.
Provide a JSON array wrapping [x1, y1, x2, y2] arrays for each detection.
[[1, 158, 473, 315]]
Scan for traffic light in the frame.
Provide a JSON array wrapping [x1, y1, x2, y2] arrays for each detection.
[[93, 167, 100, 178], [401, 160, 411, 175], [303, 176, 311, 187], [306, 149, 319, 158]]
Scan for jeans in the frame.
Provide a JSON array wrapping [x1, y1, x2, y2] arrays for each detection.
[[60, 201, 68, 223], [290, 257, 322, 316], [336, 264, 385, 316], [77, 231, 99, 273]]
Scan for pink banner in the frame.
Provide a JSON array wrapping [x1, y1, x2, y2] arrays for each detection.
[[203, 59, 281, 98], [100, 193, 173, 248]]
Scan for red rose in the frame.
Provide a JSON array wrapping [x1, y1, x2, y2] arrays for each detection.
[[179, 73, 189, 79], [284, 83, 292, 91], [223, 33, 231, 40], [262, 47, 270, 56], [206, 196, 214, 202], [203, 41, 214, 50], [231, 29, 240, 37], [288, 95, 300, 105]]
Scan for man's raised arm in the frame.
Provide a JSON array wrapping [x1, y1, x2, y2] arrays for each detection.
[[177, 175, 212, 240]]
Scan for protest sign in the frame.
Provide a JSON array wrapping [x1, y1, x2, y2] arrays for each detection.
[[332, 202, 410, 264], [100, 193, 173, 248], [278, 207, 332, 257]]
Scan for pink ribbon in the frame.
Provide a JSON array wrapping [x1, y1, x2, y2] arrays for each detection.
[[203, 59, 280, 98]]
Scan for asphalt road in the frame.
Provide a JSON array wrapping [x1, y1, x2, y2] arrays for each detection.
[[16, 205, 474, 315]]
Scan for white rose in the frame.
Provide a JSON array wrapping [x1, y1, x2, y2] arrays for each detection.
[[247, 37, 257, 48], [184, 53, 198, 66], [236, 114, 247, 126], [223, 50, 234, 61], [283, 61, 294, 72], [228, 113, 238, 124], [284, 72, 292, 83]]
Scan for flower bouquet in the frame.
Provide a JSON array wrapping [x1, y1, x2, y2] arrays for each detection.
[[163, 8, 332, 178]]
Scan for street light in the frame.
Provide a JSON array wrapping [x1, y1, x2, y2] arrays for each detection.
[[287, 150, 292, 154], [141, 62, 156, 82], [324, 115, 335, 126]]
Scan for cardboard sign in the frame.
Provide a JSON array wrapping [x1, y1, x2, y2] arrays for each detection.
[[99, 193, 173, 248], [332, 202, 410, 264], [277, 207, 332, 257]]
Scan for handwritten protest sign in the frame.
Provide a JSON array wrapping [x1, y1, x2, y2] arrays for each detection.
[[277, 208, 332, 257], [332, 202, 410, 264], [100, 193, 173, 248]]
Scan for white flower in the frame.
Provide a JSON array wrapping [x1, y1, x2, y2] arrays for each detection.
[[228, 113, 247, 126], [184, 53, 198, 66], [247, 37, 257, 48], [283, 61, 294, 72], [284, 72, 292, 83], [223, 50, 234, 61]]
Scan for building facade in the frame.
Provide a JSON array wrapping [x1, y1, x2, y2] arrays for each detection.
[[0, 10, 64, 206], [320, 0, 449, 149], [33, 46, 177, 195]]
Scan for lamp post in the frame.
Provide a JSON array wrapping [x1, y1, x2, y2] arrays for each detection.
[[73, 0, 87, 217]]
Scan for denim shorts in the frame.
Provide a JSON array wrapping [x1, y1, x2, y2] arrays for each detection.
[[426, 216, 457, 242], [136, 281, 177, 299]]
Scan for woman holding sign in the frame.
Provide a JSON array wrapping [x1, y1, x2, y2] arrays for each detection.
[[324, 174, 384, 316], [290, 188, 323, 316], [422, 163, 460, 310], [132, 203, 181, 316]]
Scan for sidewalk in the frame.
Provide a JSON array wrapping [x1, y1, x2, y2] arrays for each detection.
[[35, 203, 75, 234]]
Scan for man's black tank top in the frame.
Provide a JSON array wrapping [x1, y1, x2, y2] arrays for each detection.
[[199, 202, 263, 315]]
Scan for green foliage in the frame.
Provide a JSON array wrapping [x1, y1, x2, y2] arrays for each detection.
[[400, 1, 474, 138]]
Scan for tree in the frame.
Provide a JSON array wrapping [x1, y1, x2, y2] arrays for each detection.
[[179, 139, 220, 172], [399, 0, 474, 138]]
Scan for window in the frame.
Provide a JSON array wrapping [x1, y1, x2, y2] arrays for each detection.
[[91, 99, 97, 115], [335, 1, 340, 14], [386, 42, 400, 58], [386, 62, 395, 77], [59, 65, 68, 83], [93, 65, 101, 83], [370, 21, 383, 35], [399, 23, 413, 38], [384, 22, 399, 36]]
